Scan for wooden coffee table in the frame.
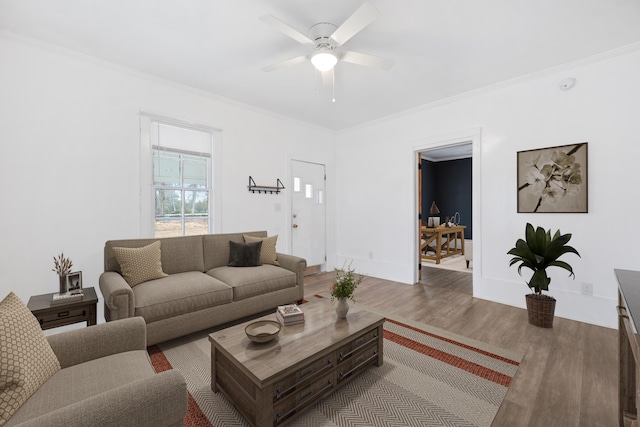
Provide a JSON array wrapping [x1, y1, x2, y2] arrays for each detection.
[[209, 298, 384, 426]]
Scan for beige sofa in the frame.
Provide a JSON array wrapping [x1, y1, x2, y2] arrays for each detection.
[[6, 317, 187, 427], [99, 231, 306, 345]]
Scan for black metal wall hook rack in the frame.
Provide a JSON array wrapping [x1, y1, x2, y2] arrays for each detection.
[[248, 176, 285, 194]]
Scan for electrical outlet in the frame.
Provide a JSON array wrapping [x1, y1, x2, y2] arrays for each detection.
[[581, 282, 593, 296]]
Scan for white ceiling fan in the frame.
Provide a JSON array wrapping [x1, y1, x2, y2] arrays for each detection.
[[260, 2, 394, 73]]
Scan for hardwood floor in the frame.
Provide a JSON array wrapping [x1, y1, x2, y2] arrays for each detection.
[[304, 272, 618, 427], [420, 264, 473, 294]]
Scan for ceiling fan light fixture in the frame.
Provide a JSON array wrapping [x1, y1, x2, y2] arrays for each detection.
[[311, 51, 338, 71]]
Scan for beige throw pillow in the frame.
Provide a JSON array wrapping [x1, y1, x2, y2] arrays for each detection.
[[112, 241, 168, 287], [243, 234, 279, 266], [0, 292, 61, 425]]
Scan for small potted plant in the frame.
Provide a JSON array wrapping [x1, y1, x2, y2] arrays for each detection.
[[330, 263, 363, 319], [52, 252, 73, 294], [507, 223, 580, 328]]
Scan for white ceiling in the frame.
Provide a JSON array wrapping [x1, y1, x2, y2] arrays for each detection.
[[1, 0, 640, 131]]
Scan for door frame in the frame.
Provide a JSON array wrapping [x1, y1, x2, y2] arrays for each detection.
[[412, 128, 482, 287]]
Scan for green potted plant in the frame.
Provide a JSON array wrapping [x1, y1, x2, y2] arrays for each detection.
[[507, 223, 580, 328], [330, 263, 363, 319]]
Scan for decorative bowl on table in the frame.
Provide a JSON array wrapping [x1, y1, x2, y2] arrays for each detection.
[[245, 320, 281, 343]]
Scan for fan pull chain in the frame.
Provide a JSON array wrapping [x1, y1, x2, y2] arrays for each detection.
[[332, 68, 336, 103]]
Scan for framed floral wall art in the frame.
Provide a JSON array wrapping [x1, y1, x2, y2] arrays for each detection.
[[517, 143, 588, 213]]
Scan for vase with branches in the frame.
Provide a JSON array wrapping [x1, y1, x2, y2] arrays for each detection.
[[52, 253, 73, 294]]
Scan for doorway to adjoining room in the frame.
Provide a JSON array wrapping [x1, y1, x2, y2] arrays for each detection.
[[419, 143, 473, 294]]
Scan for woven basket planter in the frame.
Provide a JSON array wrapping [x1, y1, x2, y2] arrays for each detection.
[[525, 294, 556, 328]]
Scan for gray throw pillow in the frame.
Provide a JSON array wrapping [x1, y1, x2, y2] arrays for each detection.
[[228, 241, 262, 267]]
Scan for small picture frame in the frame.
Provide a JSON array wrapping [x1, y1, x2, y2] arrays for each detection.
[[66, 271, 83, 294]]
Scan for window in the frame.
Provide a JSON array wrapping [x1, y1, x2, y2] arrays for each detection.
[[140, 115, 219, 238], [153, 149, 209, 237]]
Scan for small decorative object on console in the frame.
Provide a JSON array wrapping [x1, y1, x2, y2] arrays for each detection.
[[428, 201, 440, 227]]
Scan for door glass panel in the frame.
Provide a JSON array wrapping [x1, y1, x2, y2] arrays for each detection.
[[293, 177, 301, 192], [305, 184, 313, 198]]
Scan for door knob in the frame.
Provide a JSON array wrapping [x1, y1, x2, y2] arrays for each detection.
[[292, 224, 298, 228]]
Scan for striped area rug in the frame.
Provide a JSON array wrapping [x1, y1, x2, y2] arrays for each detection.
[[148, 305, 521, 427]]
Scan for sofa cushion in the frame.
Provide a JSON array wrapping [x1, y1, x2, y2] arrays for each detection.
[[207, 265, 296, 301], [203, 231, 267, 271], [112, 241, 168, 287], [155, 235, 205, 274], [5, 350, 154, 426], [0, 292, 61, 426], [104, 236, 205, 275], [243, 234, 279, 266], [228, 241, 262, 267], [132, 272, 232, 323]]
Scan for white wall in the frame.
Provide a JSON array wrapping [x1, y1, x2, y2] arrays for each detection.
[[335, 48, 640, 328], [2, 34, 639, 331], [0, 36, 335, 327]]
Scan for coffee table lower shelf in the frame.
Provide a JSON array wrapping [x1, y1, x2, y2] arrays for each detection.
[[210, 312, 384, 427]]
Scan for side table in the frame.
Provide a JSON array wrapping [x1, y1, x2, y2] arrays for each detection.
[[27, 287, 98, 330]]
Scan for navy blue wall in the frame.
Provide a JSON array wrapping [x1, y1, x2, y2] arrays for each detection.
[[421, 158, 472, 240]]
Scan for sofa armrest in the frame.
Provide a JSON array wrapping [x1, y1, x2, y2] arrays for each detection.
[[13, 370, 187, 427], [277, 253, 306, 295], [47, 317, 146, 369], [99, 271, 135, 321]]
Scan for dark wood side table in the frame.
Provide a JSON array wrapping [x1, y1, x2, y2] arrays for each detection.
[[27, 287, 98, 330]]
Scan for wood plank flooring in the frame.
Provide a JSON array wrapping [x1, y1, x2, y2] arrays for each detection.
[[304, 271, 618, 427]]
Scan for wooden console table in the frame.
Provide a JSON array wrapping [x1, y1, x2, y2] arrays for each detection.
[[616, 269, 640, 427], [421, 225, 466, 264]]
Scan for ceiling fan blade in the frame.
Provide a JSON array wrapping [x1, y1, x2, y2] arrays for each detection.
[[260, 15, 314, 45], [261, 55, 308, 72], [330, 2, 379, 46], [341, 51, 394, 70]]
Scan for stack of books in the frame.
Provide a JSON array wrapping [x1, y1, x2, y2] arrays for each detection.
[[276, 304, 304, 326], [50, 291, 84, 306]]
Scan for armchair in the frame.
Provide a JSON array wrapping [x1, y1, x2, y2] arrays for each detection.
[[6, 317, 187, 427]]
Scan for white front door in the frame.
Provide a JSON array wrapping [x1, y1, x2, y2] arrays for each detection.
[[291, 160, 326, 271]]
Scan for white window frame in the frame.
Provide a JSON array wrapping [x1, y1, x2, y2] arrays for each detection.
[[140, 113, 221, 237]]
